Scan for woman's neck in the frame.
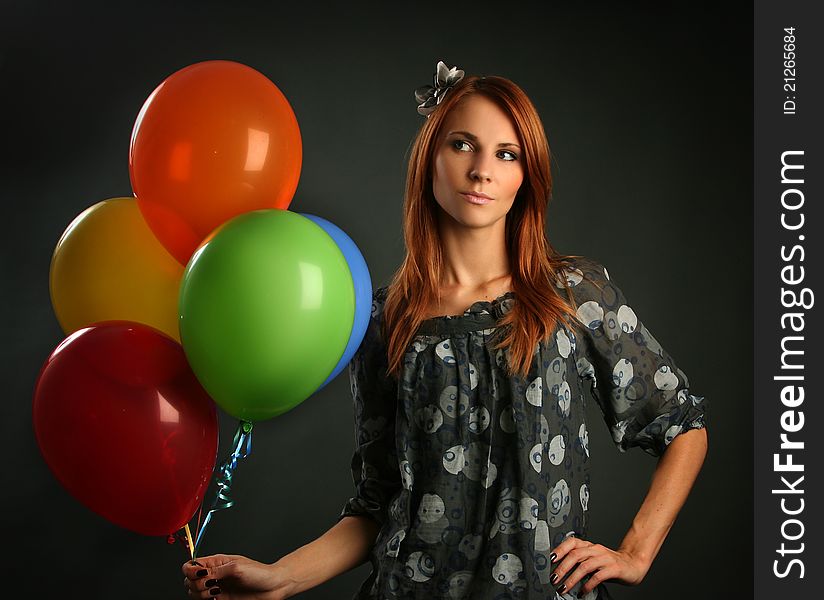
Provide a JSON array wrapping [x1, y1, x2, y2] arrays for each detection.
[[436, 216, 510, 289]]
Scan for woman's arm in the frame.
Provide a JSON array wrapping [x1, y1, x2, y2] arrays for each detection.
[[182, 514, 380, 599], [546, 427, 708, 596], [616, 426, 708, 569], [275, 514, 381, 597]]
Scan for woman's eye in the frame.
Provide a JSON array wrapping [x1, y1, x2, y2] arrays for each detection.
[[498, 150, 518, 161], [450, 140, 517, 161]]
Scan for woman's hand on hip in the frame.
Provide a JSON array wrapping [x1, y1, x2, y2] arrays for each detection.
[[181, 554, 296, 599], [547, 537, 651, 597]]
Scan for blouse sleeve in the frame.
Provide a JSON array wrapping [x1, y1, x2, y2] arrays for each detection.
[[564, 257, 708, 457], [337, 287, 402, 528]]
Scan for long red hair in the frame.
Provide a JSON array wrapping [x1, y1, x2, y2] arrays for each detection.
[[382, 74, 586, 379]]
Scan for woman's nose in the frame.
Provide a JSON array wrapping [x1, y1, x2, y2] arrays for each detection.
[[469, 156, 493, 182]]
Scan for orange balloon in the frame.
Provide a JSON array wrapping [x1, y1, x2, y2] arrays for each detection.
[[129, 60, 302, 265]]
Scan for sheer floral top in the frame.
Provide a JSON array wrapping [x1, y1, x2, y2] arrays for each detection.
[[337, 256, 707, 600]]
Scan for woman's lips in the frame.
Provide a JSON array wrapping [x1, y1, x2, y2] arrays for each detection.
[[461, 192, 492, 205]]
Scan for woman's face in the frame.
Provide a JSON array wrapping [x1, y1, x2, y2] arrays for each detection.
[[431, 94, 524, 231]]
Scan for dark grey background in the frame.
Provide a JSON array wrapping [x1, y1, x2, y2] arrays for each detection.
[[1, 2, 751, 599]]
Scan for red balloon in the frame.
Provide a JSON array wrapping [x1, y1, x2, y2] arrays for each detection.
[[32, 321, 219, 536], [129, 60, 303, 266]]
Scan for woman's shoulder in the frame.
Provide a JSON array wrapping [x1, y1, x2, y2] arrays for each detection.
[[367, 286, 391, 338], [373, 285, 390, 303], [552, 254, 624, 316], [371, 286, 390, 320], [555, 254, 611, 287]]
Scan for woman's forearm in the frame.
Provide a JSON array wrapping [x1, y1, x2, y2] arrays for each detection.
[[617, 427, 708, 569], [274, 514, 381, 598]]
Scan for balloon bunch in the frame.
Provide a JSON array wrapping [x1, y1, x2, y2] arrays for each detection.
[[34, 60, 373, 559]]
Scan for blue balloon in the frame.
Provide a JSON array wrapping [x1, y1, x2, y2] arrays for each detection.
[[300, 214, 373, 391]]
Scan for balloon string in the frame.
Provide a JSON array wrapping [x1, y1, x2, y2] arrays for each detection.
[[184, 523, 195, 559], [195, 496, 204, 548], [168, 527, 193, 560], [193, 420, 253, 557]]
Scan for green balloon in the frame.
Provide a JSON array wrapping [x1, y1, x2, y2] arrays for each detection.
[[179, 209, 355, 422]]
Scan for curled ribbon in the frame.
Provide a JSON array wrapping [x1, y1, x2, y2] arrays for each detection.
[[193, 419, 253, 557]]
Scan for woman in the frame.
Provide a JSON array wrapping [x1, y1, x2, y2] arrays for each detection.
[[183, 61, 708, 600]]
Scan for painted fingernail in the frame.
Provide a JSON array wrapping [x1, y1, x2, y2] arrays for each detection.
[[196, 569, 208, 578], [210, 588, 221, 596], [557, 583, 567, 594], [550, 573, 559, 585], [549, 552, 557, 563], [205, 579, 218, 587]]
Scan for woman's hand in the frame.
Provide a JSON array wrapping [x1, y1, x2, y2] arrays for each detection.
[[181, 554, 296, 599], [547, 537, 651, 597]]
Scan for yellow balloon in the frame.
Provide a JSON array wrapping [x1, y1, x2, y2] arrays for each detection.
[[49, 197, 184, 341]]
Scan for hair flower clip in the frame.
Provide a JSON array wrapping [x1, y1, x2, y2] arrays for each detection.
[[414, 60, 465, 117]]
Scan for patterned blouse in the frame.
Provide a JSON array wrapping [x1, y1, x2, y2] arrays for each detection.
[[337, 256, 707, 600]]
